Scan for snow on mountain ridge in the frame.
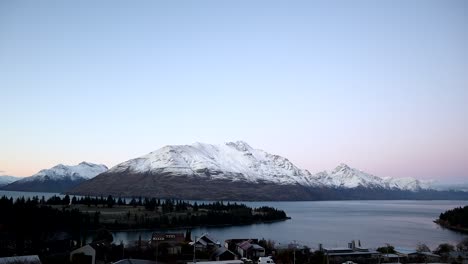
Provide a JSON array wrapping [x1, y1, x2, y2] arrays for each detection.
[[312, 164, 432, 191], [311, 163, 387, 189], [108, 141, 313, 185], [107, 141, 430, 191], [0, 175, 20, 186], [18, 162, 108, 183]]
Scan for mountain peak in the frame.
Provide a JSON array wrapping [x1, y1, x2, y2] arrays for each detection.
[[2, 162, 108, 193], [333, 163, 351, 172], [225, 140, 252, 152], [108, 141, 311, 185]]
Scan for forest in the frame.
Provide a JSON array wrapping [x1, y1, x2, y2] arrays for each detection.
[[437, 205, 468, 232]]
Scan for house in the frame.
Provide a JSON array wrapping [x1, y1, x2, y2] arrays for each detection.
[[236, 240, 265, 259], [190, 233, 220, 252], [211, 247, 238, 261], [69, 242, 112, 264], [70, 244, 96, 264], [321, 241, 379, 264], [394, 247, 441, 263], [0, 255, 41, 264], [380, 253, 400, 263], [224, 239, 258, 252], [150, 232, 186, 255]]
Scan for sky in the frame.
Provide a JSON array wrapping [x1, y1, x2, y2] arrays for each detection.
[[1, 0, 467, 183]]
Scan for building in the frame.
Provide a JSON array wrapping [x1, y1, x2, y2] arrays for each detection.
[[70, 244, 96, 264], [211, 247, 238, 261], [150, 232, 186, 255], [236, 240, 265, 259], [380, 253, 400, 263], [191, 234, 220, 252], [321, 241, 379, 264], [394, 247, 441, 263], [0, 255, 41, 264], [224, 239, 258, 252]]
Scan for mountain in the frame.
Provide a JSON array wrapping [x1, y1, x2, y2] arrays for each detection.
[[0, 175, 21, 187], [1, 162, 108, 193], [69, 141, 464, 200], [106, 141, 314, 185], [433, 182, 468, 192], [310, 163, 431, 191]]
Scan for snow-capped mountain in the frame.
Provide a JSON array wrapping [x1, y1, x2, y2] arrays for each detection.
[[68, 141, 450, 200], [310, 163, 432, 191], [384, 177, 432, 191], [2, 162, 108, 193], [20, 161, 108, 182], [0, 175, 20, 187], [107, 142, 430, 191], [108, 141, 314, 186], [310, 163, 387, 189]]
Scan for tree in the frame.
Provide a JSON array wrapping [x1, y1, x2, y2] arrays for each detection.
[[107, 195, 115, 208], [434, 243, 454, 255], [93, 228, 113, 243], [457, 238, 468, 252], [93, 211, 100, 226], [63, 195, 71, 205], [377, 244, 396, 254], [417, 243, 430, 252]]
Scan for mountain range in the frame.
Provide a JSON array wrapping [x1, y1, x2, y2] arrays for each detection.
[[1, 162, 108, 193], [2, 141, 466, 200], [68, 141, 467, 200]]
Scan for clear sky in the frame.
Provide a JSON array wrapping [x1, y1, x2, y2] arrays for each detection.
[[1, 0, 467, 183]]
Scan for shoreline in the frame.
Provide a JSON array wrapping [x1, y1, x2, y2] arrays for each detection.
[[95, 217, 291, 232], [434, 219, 468, 234]]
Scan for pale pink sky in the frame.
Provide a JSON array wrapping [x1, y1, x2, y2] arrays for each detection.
[[1, 0, 467, 183]]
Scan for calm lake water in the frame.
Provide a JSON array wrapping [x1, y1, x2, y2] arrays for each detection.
[[1, 190, 466, 249]]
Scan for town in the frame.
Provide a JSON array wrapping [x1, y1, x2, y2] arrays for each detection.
[[1, 229, 467, 264]]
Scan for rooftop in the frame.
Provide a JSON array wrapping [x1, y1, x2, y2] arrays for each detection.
[[0, 255, 41, 264]]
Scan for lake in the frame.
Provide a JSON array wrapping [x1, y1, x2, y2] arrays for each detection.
[[1, 190, 466, 249]]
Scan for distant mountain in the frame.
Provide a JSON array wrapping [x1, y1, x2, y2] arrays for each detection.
[[433, 182, 468, 192], [0, 175, 21, 187], [69, 141, 466, 200], [1, 162, 108, 193], [311, 163, 431, 191]]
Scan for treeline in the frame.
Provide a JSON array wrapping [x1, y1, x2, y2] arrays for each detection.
[[0, 195, 289, 230], [0, 196, 100, 257], [439, 205, 468, 230], [105, 200, 289, 229]]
